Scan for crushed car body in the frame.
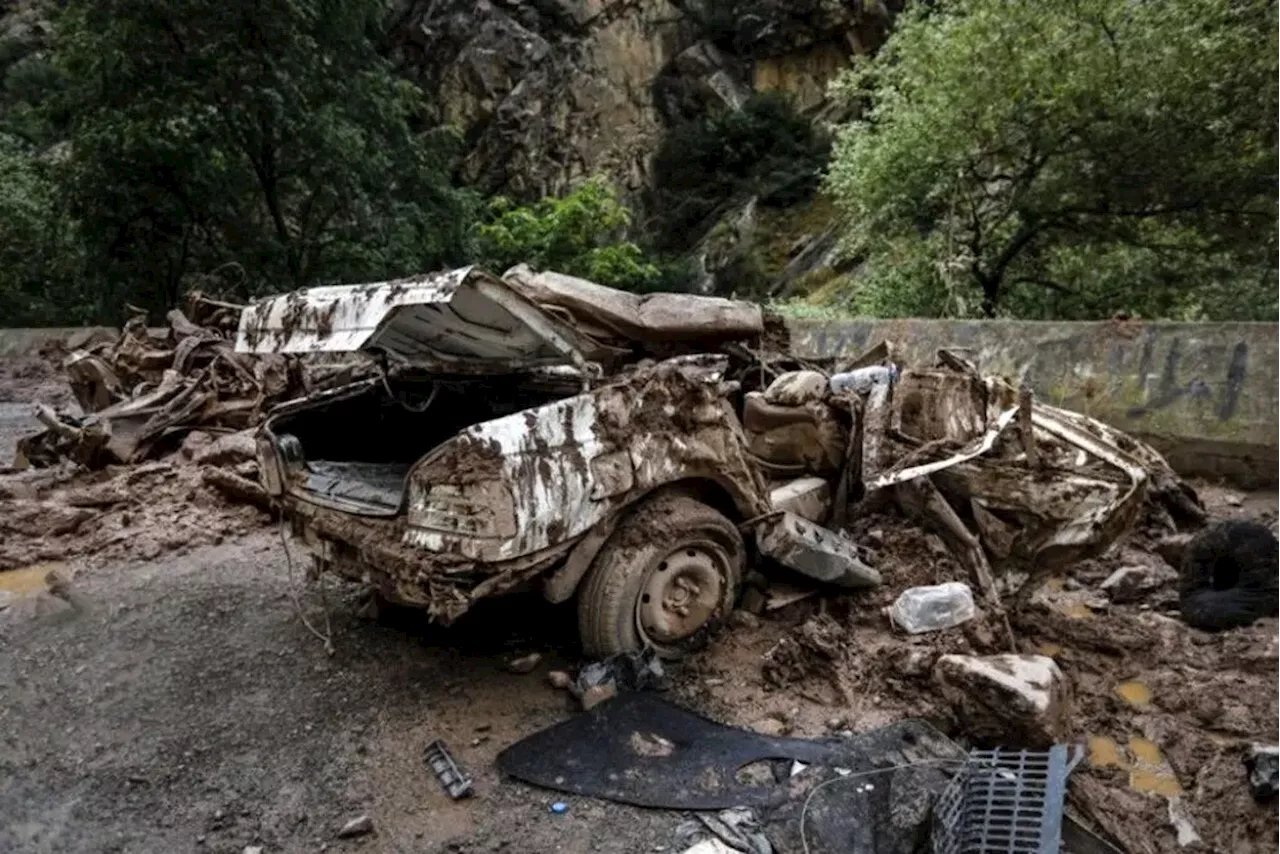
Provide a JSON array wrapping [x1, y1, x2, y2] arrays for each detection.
[[234, 266, 1200, 656]]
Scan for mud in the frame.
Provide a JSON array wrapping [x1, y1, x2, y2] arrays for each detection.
[[0, 459, 269, 571]]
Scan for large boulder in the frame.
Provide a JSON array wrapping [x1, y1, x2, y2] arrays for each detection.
[[934, 654, 1073, 748]]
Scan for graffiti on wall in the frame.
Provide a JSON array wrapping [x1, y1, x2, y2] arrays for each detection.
[[1125, 337, 1248, 422]]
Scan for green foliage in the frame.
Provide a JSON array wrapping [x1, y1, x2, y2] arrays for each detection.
[[474, 178, 665, 291], [825, 0, 1278, 321], [0, 136, 88, 324], [652, 93, 830, 249], [51, 0, 474, 319]]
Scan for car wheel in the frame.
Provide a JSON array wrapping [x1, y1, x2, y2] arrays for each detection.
[[1178, 519, 1278, 630], [577, 492, 745, 659]]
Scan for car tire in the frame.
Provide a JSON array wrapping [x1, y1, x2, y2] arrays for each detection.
[[577, 492, 744, 660], [1178, 519, 1278, 631]]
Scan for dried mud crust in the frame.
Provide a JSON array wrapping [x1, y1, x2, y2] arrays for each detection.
[[0, 460, 269, 570]]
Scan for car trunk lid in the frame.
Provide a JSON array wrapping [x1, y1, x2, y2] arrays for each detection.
[[235, 266, 594, 375]]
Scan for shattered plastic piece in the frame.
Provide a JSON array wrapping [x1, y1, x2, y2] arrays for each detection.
[[573, 648, 666, 697], [425, 739, 474, 800], [696, 807, 772, 854], [550, 802, 568, 814], [1244, 744, 1279, 802], [891, 582, 977, 634]]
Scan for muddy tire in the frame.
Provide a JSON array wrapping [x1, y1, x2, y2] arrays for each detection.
[[1178, 520, 1278, 630], [577, 493, 744, 660]]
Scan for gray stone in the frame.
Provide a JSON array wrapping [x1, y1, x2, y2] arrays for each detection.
[[935, 654, 1072, 747], [336, 815, 373, 839]]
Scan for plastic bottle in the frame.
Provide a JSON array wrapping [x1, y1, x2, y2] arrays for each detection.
[[829, 365, 898, 395], [890, 582, 977, 633]]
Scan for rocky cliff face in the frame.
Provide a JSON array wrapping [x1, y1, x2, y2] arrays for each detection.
[[390, 0, 897, 202]]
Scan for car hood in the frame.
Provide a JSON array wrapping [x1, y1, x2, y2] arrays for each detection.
[[235, 266, 594, 374]]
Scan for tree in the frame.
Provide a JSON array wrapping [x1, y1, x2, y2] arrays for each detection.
[[0, 136, 88, 324], [824, 0, 1278, 321], [54, 0, 473, 319], [474, 178, 665, 291]]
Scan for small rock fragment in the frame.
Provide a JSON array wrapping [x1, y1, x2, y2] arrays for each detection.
[[546, 670, 572, 689], [336, 815, 373, 839], [1101, 564, 1173, 604], [1244, 744, 1279, 802], [1153, 533, 1194, 570], [727, 610, 759, 630], [243, 847, 264, 854], [507, 652, 542, 674], [934, 654, 1072, 747], [580, 683, 617, 711]]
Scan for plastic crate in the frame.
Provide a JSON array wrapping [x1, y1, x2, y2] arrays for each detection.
[[933, 745, 1084, 854]]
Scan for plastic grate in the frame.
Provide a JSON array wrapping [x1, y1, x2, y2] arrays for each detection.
[[933, 745, 1083, 854]]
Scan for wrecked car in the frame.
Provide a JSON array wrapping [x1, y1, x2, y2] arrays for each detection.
[[235, 265, 1200, 657], [236, 265, 880, 658]]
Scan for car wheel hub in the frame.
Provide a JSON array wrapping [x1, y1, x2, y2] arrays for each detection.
[[638, 545, 725, 644]]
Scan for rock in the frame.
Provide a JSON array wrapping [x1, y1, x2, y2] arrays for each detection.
[[180, 431, 214, 460], [1153, 532, 1194, 569], [1244, 744, 1279, 802], [934, 654, 1072, 747], [243, 847, 264, 854], [336, 815, 374, 839], [506, 652, 542, 673], [1101, 564, 1174, 604], [739, 586, 767, 615], [193, 430, 256, 467], [750, 716, 788, 737], [727, 610, 760, 630], [546, 669, 572, 689], [891, 647, 935, 678], [580, 683, 617, 711]]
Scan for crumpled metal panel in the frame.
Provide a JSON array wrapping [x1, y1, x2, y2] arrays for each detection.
[[404, 356, 771, 563], [234, 266, 584, 372]]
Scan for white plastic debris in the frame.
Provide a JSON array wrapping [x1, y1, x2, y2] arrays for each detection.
[[890, 582, 977, 633], [829, 365, 897, 395]]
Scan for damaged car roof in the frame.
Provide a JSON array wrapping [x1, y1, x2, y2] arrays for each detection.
[[235, 266, 768, 372]]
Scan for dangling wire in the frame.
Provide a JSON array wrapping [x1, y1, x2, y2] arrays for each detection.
[[279, 521, 335, 656]]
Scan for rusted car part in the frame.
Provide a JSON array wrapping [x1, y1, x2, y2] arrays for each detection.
[[14, 293, 366, 470], [852, 348, 1203, 611], [238, 268, 874, 657]]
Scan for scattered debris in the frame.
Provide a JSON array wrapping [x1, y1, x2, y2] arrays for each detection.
[[1100, 564, 1174, 605], [424, 738, 474, 800], [572, 648, 666, 700], [890, 582, 976, 634], [1244, 745, 1279, 803], [336, 814, 373, 838], [506, 652, 542, 674], [14, 292, 368, 470], [934, 654, 1073, 748]]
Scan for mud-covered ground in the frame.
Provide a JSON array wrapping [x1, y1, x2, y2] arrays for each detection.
[[2, 355, 1277, 854]]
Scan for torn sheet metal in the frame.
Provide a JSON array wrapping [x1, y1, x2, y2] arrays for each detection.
[[868, 407, 1019, 490]]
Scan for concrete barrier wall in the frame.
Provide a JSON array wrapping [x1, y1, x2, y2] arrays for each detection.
[[0, 327, 118, 357], [789, 319, 1279, 488]]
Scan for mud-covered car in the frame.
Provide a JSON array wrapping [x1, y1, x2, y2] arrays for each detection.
[[236, 266, 1200, 657], [235, 266, 880, 657]]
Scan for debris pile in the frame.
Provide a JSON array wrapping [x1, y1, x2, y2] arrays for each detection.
[[14, 292, 367, 470]]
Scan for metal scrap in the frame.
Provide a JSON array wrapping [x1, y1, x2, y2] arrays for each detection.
[[14, 292, 370, 470]]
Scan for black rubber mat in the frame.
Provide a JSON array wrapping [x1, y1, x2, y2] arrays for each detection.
[[496, 692, 962, 811]]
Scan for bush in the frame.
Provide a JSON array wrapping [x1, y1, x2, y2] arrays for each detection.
[[473, 178, 666, 291]]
